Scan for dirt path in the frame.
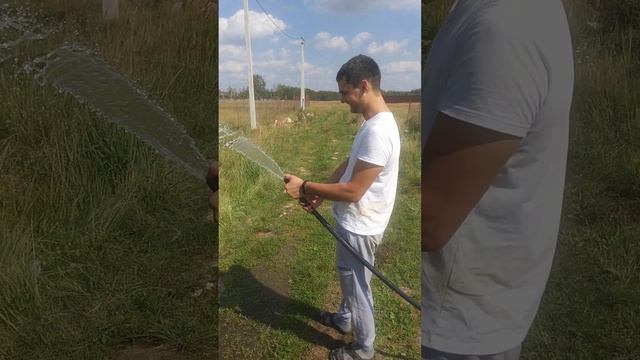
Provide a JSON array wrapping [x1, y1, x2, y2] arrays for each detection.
[[218, 219, 347, 359], [301, 280, 352, 360]]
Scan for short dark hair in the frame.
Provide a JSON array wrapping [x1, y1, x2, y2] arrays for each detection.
[[336, 54, 381, 91]]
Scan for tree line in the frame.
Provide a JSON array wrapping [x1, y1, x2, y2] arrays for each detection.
[[221, 74, 420, 102]]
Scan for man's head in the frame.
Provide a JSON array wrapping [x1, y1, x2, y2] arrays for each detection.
[[336, 54, 381, 90], [336, 55, 382, 114]]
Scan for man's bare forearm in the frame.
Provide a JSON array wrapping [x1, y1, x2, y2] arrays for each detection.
[[421, 113, 521, 252], [284, 160, 382, 204]]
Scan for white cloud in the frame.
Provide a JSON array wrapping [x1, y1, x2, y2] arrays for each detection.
[[384, 61, 420, 73], [351, 32, 373, 47], [256, 59, 291, 70], [385, 0, 420, 10], [383, 74, 420, 90], [305, 62, 333, 76], [219, 61, 246, 73], [367, 39, 408, 54], [314, 32, 349, 51], [219, 10, 288, 42], [304, 0, 418, 13], [402, 49, 417, 57], [252, 48, 295, 74], [219, 44, 245, 59]]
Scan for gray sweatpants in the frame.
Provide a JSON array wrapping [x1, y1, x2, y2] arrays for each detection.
[[333, 224, 383, 356], [421, 344, 522, 360]]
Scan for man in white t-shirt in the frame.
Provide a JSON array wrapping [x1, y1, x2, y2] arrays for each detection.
[[421, 0, 574, 359], [285, 54, 400, 360]]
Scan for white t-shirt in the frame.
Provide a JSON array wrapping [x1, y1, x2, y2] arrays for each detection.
[[422, 0, 574, 355], [333, 111, 400, 236]]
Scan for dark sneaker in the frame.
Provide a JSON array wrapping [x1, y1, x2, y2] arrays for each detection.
[[319, 311, 352, 334]]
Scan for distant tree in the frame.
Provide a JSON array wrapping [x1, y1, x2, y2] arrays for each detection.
[[253, 74, 267, 99], [225, 85, 235, 99], [272, 84, 298, 100]]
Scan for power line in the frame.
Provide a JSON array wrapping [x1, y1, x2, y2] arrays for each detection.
[[247, 0, 337, 91], [306, 43, 335, 66], [253, 0, 300, 41], [249, 0, 337, 68]]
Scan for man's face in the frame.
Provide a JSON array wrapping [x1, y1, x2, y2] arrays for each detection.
[[338, 78, 363, 114]]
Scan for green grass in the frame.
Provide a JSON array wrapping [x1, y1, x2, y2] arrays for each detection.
[[1, 1, 216, 359], [522, 5, 640, 357], [219, 101, 421, 359], [424, 0, 640, 357]]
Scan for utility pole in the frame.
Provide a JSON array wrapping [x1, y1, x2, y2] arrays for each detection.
[[243, 0, 257, 129], [102, 0, 119, 19], [300, 37, 305, 110]]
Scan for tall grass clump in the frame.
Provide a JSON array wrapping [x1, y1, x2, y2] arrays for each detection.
[[1, 1, 217, 358], [531, 0, 640, 357]]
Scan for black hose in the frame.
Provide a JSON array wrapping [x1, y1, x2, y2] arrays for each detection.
[[309, 208, 421, 311]]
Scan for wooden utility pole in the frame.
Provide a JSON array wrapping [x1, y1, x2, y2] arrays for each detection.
[[102, 0, 119, 19], [243, 0, 257, 129]]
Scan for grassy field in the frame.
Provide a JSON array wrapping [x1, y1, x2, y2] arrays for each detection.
[[219, 99, 421, 359], [424, 0, 639, 357], [0, 1, 217, 359]]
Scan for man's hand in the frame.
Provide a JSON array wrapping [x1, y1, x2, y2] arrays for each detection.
[[209, 190, 218, 222], [207, 161, 219, 223], [283, 173, 304, 199], [206, 161, 218, 192], [299, 194, 323, 212], [284, 174, 324, 212]]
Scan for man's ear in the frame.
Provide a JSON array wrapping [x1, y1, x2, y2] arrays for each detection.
[[360, 79, 370, 94]]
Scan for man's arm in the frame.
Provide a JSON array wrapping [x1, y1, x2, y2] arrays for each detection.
[[422, 112, 521, 252], [327, 159, 349, 184], [285, 160, 383, 203]]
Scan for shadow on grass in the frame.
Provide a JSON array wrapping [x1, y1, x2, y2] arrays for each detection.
[[219, 264, 343, 351], [376, 349, 415, 360]]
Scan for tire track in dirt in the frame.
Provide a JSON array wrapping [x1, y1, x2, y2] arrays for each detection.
[[219, 228, 343, 359]]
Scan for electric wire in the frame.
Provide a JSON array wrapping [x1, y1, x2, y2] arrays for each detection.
[[241, 0, 339, 94], [253, 0, 300, 41], [250, 0, 337, 68]]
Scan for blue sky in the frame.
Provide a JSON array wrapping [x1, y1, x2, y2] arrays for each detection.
[[219, 0, 421, 92]]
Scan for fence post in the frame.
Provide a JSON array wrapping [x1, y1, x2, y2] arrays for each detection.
[[102, 0, 119, 19]]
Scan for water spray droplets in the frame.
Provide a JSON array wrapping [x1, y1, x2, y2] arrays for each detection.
[[32, 43, 209, 180], [0, 5, 53, 64], [219, 126, 285, 180]]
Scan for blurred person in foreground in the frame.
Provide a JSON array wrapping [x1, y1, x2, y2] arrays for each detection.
[[207, 161, 218, 222], [421, 0, 574, 358], [284, 54, 401, 360]]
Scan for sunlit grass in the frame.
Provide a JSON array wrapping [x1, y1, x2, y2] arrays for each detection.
[[219, 100, 421, 359]]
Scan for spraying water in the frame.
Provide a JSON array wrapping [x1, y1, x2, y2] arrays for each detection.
[[0, 4, 51, 63], [26, 44, 209, 180], [2, 4, 207, 180], [220, 126, 285, 180]]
